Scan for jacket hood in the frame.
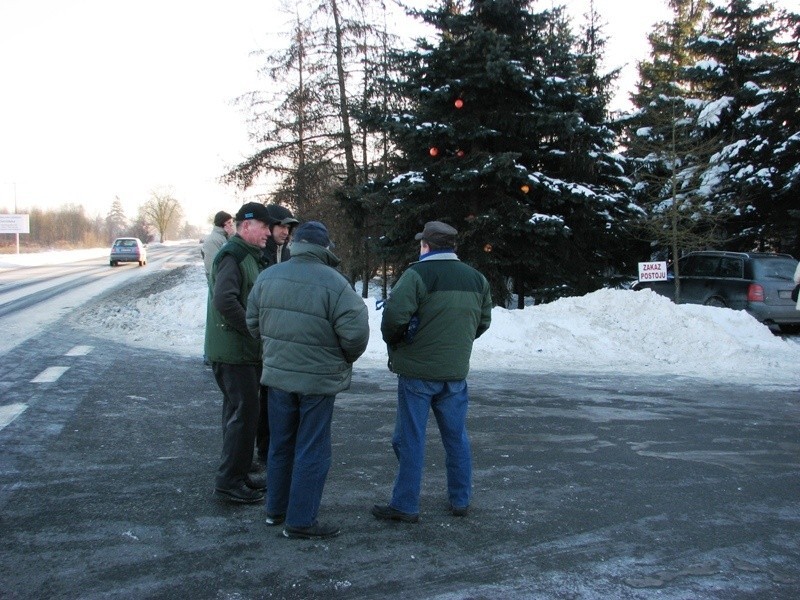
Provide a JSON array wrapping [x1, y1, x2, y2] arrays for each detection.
[[289, 240, 341, 268]]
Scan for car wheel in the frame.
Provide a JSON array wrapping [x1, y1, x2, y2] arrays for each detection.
[[704, 297, 727, 308], [110, 261, 116, 267], [138, 260, 144, 266]]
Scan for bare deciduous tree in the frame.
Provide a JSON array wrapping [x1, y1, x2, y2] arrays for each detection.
[[142, 188, 182, 243]]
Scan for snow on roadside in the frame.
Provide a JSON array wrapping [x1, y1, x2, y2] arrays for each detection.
[[75, 261, 800, 387]]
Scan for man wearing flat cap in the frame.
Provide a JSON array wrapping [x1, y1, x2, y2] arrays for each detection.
[[373, 220, 492, 524], [247, 220, 369, 539], [205, 202, 276, 504]]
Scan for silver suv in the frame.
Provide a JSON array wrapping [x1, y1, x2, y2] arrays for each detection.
[[633, 251, 799, 333]]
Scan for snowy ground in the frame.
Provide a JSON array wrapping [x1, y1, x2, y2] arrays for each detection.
[[13, 245, 794, 388]]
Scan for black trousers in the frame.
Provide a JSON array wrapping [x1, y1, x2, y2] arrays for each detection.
[[212, 362, 262, 488]]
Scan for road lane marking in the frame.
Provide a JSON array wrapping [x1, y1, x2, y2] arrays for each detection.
[[31, 366, 70, 383], [0, 403, 27, 430], [65, 345, 93, 356]]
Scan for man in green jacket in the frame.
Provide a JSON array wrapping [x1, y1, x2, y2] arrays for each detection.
[[373, 221, 492, 523], [246, 221, 369, 539], [206, 202, 275, 504]]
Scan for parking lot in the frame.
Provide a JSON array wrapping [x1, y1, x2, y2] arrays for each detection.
[[1, 324, 798, 599]]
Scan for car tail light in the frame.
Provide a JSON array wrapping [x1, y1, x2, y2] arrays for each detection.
[[747, 283, 764, 302]]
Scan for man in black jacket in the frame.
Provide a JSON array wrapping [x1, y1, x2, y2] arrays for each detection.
[[252, 204, 300, 472], [262, 204, 299, 267]]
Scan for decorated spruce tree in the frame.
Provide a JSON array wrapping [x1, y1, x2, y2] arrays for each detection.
[[356, 0, 636, 307]]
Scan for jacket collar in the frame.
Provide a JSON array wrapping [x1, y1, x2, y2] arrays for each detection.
[[418, 251, 459, 262], [230, 234, 266, 260]]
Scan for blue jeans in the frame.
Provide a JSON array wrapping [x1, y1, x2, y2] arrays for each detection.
[[390, 376, 472, 514], [266, 388, 335, 528]]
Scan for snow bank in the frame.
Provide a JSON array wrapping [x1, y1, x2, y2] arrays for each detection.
[[78, 261, 800, 387]]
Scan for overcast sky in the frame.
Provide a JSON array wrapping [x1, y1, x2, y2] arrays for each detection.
[[0, 0, 795, 228]]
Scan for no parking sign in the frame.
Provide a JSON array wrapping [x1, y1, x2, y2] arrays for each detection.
[[638, 261, 668, 281]]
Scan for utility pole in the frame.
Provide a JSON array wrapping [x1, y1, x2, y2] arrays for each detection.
[[14, 182, 19, 254]]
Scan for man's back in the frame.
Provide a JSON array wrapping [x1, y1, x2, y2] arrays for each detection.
[[246, 242, 369, 395], [382, 256, 492, 381], [202, 226, 228, 278]]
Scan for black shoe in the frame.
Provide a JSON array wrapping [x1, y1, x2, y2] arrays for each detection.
[[265, 513, 285, 526], [371, 504, 419, 523], [283, 522, 340, 539], [450, 505, 469, 517], [249, 460, 266, 474], [214, 483, 264, 504], [245, 474, 266, 491]]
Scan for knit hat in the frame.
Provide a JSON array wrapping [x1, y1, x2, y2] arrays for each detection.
[[213, 211, 233, 227], [293, 221, 334, 248]]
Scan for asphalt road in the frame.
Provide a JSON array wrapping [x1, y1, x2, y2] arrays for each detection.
[[0, 243, 200, 355], [1, 301, 798, 599]]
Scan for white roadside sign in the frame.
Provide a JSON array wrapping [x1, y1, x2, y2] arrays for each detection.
[[638, 261, 668, 282], [0, 214, 30, 234]]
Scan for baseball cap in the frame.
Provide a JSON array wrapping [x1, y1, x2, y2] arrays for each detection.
[[266, 204, 300, 227], [234, 202, 274, 225]]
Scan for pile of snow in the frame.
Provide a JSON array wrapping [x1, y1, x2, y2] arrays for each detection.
[[79, 261, 800, 387]]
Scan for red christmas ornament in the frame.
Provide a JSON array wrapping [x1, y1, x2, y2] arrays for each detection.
[[429, 147, 439, 157], [456, 149, 465, 158], [520, 184, 530, 194], [484, 244, 493, 253], [454, 98, 464, 109]]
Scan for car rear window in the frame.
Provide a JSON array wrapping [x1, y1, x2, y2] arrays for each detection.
[[718, 257, 744, 278], [114, 239, 137, 247], [751, 257, 797, 281], [683, 255, 720, 276]]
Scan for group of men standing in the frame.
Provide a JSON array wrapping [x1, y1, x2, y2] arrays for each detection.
[[202, 202, 492, 540]]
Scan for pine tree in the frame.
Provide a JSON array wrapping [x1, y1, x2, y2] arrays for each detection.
[[355, 0, 635, 306], [684, 0, 800, 254], [623, 0, 727, 297], [106, 196, 128, 242], [225, 0, 394, 284]]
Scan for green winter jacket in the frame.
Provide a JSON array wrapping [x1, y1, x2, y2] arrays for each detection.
[[204, 234, 265, 364], [381, 252, 492, 381], [245, 241, 370, 395]]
